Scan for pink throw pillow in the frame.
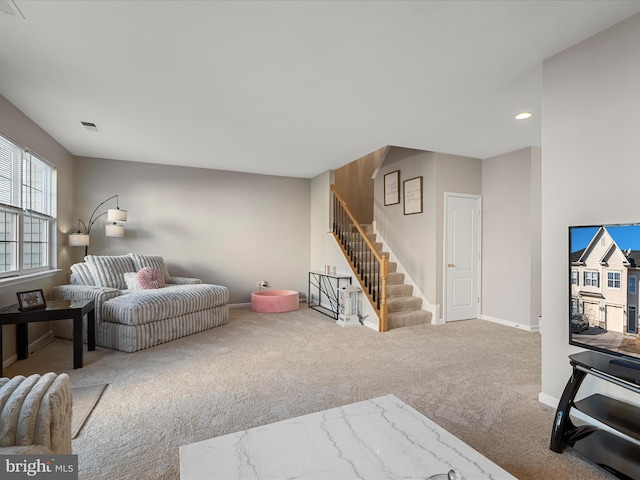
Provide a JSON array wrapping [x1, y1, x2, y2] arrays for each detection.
[[136, 267, 165, 290]]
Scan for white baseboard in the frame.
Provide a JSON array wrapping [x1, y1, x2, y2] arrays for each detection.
[[362, 318, 379, 331], [2, 354, 17, 371], [538, 392, 559, 409], [371, 223, 440, 323], [31, 330, 54, 353], [229, 292, 307, 308], [480, 314, 540, 332], [229, 302, 251, 309], [229, 297, 307, 310], [2, 330, 54, 371]]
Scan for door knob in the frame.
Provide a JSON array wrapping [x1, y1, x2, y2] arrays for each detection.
[[448, 263, 455, 267]]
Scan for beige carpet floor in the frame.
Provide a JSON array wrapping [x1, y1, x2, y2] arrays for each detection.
[[3, 305, 614, 480]]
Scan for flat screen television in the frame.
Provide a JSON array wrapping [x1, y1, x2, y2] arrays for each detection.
[[569, 224, 640, 367]]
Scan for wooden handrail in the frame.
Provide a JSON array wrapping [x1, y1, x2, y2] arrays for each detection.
[[330, 186, 386, 263], [330, 184, 388, 332]]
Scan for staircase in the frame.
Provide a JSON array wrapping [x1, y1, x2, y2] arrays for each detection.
[[331, 184, 431, 330], [359, 224, 432, 329]]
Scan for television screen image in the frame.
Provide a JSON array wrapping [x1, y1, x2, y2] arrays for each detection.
[[569, 224, 640, 362]]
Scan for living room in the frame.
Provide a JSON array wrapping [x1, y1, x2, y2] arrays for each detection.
[[2, 2, 640, 479]]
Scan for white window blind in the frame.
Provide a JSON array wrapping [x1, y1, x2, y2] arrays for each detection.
[[22, 151, 51, 215], [0, 132, 55, 278], [0, 135, 19, 207]]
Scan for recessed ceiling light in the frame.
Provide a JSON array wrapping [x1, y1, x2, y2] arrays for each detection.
[[515, 112, 532, 120]]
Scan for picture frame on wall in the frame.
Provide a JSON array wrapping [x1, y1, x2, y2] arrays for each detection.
[[403, 176, 423, 215], [16, 289, 47, 311], [384, 170, 400, 206]]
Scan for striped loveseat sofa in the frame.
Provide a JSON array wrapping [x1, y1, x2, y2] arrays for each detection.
[[50, 253, 229, 353]]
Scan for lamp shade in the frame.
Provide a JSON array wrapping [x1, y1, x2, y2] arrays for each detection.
[[105, 223, 125, 237], [69, 233, 90, 246], [107, 208, 127, 222]]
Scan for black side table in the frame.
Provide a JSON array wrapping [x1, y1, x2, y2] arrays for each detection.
[[0, 299, 95, 376]]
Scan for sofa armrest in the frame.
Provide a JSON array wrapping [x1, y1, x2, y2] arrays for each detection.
[[167, 276, 202, 285], [50, 285, 122, 324], [50, 284, 121, 298], [0, 373, 72, 455], [0, 445, 53, 454]]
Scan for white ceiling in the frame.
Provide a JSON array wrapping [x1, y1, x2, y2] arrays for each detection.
[[1, 1, 640, 178]]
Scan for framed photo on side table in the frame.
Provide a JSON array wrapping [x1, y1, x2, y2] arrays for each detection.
[[17, 289, 46, 311]]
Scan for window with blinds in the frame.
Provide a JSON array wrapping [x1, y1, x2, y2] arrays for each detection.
[[0, 133, 55, 278]]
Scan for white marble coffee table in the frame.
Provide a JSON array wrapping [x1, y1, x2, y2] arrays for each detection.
[[180, 394, 516, 479]]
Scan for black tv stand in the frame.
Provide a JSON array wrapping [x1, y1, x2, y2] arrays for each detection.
[[550, 351, 640, 480], [609, 358, 640, 384]]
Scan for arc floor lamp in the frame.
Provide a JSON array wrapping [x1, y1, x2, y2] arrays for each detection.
[[68, 194, 128, 256]]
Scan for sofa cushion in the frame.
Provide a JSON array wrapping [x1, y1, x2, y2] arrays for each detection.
[[101, 284, 229, 325], [0, 373, 72, 454], [129, 253, 171, 283], [70, 263, 95, 286], [136, 267, 165, 289], [123, 269, 165, 290], [85, 255, 136, 290], [123, 272, 138, 290]]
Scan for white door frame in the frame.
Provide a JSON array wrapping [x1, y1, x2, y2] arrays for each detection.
[[443, 192, 482, 323]]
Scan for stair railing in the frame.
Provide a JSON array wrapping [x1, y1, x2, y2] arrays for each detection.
[[330, 184, 388, 332]]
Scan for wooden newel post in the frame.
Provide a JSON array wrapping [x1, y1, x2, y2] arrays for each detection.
[[380, 255, 389, 332]]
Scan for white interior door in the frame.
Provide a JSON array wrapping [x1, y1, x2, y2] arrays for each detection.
[[445, 194, 481, 322]]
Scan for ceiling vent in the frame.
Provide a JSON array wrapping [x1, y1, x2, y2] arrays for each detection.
[[0, 0, 25, 18], [81, 121, 101, 132]]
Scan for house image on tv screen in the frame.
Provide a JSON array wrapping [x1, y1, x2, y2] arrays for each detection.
[[570, 225, 640, 357]]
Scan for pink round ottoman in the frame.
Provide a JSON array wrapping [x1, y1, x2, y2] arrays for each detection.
[[251, 290, 299, 313]]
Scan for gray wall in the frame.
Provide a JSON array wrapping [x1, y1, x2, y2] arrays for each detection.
[[0, 94, 313, 366], [434, 152, 483, 314], [374, 148, 438, 302], [310, 170, 342, 273], [373, 145, 540, 330], [373, 147, 482, 319], [482, 147, 541, 330], [72, 157, 311, 304], [0, 94, 75, 366], [541, 12, 640, 407]]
